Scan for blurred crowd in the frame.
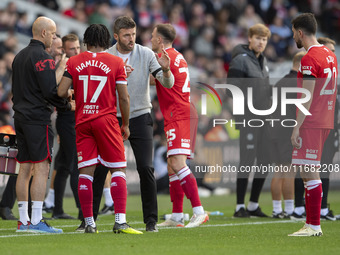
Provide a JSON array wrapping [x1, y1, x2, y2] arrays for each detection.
[[0, 0, 339, 136]]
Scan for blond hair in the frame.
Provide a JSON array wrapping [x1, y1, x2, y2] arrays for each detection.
[[248, 24, 271, 39]]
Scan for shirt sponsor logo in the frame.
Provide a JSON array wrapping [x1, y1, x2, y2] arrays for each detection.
[[302, 70, 312, 75]]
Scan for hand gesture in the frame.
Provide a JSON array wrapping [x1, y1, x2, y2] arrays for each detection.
[[155, 45, 170, 70], [59, 53, 69, 69], [124, 58, 134, 78]]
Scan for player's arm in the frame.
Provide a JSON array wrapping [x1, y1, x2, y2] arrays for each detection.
[[35, 56, 72, 111], [291, 78, 315, 148], [149, 74, 156, 86], [117, 83, 130, 141], [58, 75, 73, 98], [149, 47, 174, 88]]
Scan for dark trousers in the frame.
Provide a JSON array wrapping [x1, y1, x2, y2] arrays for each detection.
[[92, 113, 158, 224], [0, 175, 17, 208], [236, 125, 270, 205], [53, 113, 80, 215], [93, 165, 108, 221]]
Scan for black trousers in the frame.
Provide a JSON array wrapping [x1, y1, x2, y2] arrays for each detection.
[[236, 125, 270, 205], [92, 113, 158, 224], [0, 175, 17, 208], [53, 112, 80, 215]]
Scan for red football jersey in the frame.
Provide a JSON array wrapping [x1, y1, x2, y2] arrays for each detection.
[[66, 51, 127, 127], [155, 48, 190, 125], [297, 45, 338, 129]]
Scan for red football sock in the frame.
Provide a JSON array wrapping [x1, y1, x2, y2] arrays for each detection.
[[78, 174, 93, 219], [177, 167, 201, 208], [304, 187, 310, 225], [169, 174, 184, 213], [307, 181, 322, 226], [110, 172, 127, 214]]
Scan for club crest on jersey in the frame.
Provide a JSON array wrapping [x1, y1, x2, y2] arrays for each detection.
[[326, 56, 334, 64]]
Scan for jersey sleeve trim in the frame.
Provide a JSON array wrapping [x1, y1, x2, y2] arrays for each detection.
[[302, 74, 316, 80], [152, 67, 162, 78], [63, 70, 72, 79]]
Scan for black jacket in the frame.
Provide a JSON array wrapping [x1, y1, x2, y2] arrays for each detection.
[[227, 44, 271, 123], [270, 70, 297, 139], [12, 39, 70, 125]]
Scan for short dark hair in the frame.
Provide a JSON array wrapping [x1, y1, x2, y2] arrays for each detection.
[[291, 13, 317, 35], [83, 24, 110, 49], [62, 34, 79, 45], [155, 24, 176, 44], [113, 16, 136, 34]]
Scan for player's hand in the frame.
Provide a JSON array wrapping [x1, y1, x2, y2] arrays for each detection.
[[291, 126, 301, 149], [69, 99, 76, 111], [124, 58, 134, 78], [59, 53, 69, 68], [67, 89, 74, 101], [155, 44, 170, 70], [121, 125, 130, 141]]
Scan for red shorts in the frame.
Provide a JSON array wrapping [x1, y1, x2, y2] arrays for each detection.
[[164, 118, 198, 158], [75, 114, 126, 169], [292, 128, 330, 165]]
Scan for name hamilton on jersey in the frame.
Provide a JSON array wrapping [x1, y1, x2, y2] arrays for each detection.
[[75, 60, 111, 74]]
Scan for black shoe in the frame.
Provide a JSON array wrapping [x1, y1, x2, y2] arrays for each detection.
[[146, 221, 158, 232], [247, 207, 268, 217], [290, 212, 306, 221], [272, 211, 283, 219], [42, 203, 54, 214], [0, 207, 18, 220], [76, 220, 85, 232], [85, 225, 98, 233], [233, 208, 250, 218], [98, 204, 114, 215], [321, 210, 336, 221], [78, 210, 83, 220], [272, 211, 291, 219], [52, 213, 75, 219]]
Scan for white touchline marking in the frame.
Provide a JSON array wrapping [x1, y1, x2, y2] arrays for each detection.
[[0, 220, 300, 238]]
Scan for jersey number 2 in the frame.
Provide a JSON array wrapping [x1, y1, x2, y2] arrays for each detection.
[[179, 67, 190, 93], [320, 67, 337, 95]]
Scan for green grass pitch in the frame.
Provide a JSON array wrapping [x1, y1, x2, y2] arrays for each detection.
[[1, 191, 339, 255]]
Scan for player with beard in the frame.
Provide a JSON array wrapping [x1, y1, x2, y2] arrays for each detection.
[[289, 13, 338, 237]]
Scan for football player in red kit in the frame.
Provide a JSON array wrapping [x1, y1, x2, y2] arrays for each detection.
[[58, 24, 142, 234], [289, 13, 338, 236], [151, 24, 208, 228]]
